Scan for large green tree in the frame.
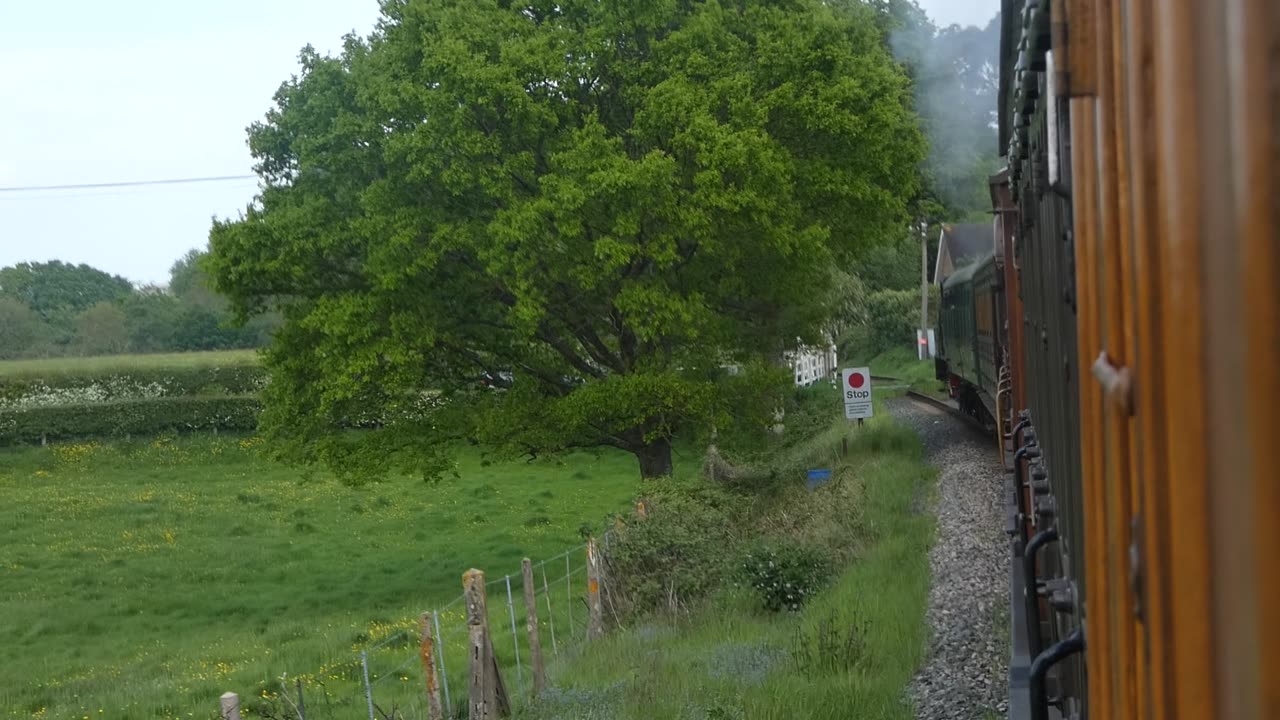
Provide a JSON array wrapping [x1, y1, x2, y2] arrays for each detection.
[[169, 248, 284, 348], [168, 249, 218, 307], [72, 301, 129, 356], [0, 297, 46, 359], [208, 0, 924, 480], [120, 288, 184, 353], [0, 261, 133, 322]]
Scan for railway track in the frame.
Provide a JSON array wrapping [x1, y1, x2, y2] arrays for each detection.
[[887, 393, 1010, 720], [904, 390, 994, 439], [872, 375, 994, 440]]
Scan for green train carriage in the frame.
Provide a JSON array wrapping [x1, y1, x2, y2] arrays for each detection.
[[937, 251, 1003, 424]]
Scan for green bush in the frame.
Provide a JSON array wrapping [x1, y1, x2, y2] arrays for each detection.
[[603, 483, 742, 616], [0, 396, 261, 445], [0, 363, 267, 403], [843, 286, 940, 361], [740, 540, 833, 612], [865, 289, 920, 356], [710, 384, 850, 495]]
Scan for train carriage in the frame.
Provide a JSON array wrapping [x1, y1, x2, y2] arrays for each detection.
[[937, 2, 1279, 719], [938, 252, 1004, 423]]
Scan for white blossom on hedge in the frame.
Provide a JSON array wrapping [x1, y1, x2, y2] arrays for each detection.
[[0, 380, 167, 411]]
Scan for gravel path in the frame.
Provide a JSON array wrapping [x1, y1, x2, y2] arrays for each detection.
[[888, 397, 1009, 720]]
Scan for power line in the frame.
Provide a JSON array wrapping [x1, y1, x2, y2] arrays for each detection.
[[0, 174, 257, 193], [0, 186, 254, 203]]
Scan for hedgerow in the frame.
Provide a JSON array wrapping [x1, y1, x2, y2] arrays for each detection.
[[0, 396, 261, 445], [0, 364, 268, 405]]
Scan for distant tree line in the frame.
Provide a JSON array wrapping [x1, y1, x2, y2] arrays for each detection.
[[0, 252, 279, 360]]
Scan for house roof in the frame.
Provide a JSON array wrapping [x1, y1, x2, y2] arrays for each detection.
[[934, 223, 994, 283]]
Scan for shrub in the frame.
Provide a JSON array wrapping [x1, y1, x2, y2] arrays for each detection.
[[740, 541, 833, 612], [709, 383, 845, 492], [0, 396, 261, 445], [0, 364, 268, 405], [865, 288, 920, 357], [603, 484, 741, 615], [843, 286, 940, 360]]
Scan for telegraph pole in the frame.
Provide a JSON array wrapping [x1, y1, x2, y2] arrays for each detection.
[[919, 220, 929, 359]]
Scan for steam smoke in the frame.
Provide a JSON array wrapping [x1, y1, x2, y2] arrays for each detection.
[[889, 8, 1002, 216]]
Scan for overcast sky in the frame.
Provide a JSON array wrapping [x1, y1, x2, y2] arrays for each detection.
[[0, 0, 999, 286]]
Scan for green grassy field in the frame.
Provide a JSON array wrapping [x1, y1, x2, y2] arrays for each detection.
[[519, 409, 937, 720], [0, 434, 667, 719], [0, 350, 259, 380]]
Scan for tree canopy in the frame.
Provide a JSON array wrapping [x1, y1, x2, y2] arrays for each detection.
[[208, 0, 926, 480], [0, 261, 133, 322], [71, 301, 130, 356], [168, 249, 210, 302], [0, 297, 45, 358]]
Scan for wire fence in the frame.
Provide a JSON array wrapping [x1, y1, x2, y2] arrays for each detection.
[[226, 535, 612, 720]]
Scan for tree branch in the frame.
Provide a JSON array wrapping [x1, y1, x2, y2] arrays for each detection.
[[507, 170, 538, 195], [511, 359, 576, 394], [572, 322, 624, 373], [534, 326, 606, 379], [539, 302, 625, 373]]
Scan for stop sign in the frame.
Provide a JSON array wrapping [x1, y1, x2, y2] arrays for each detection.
[[841, 367, 874, 420]]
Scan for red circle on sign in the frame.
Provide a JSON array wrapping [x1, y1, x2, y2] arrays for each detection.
[[848, 372, 865, 389]]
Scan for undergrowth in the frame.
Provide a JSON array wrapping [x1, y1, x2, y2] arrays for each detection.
[[534, 397, 936, 719]]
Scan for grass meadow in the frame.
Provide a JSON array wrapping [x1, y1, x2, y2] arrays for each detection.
[[0, 434, 669, 719], [0, 351, 259, 381]]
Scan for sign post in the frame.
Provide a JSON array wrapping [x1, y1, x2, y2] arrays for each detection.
[[841, 368, 874, 423]]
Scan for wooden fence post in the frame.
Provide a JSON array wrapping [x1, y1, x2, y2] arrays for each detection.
[[463, 569, 511, 719], [520, 558, 547, 696], [586, 537, 605, 640], [219, 692, 241, 720], [420, 612, 444, 720]]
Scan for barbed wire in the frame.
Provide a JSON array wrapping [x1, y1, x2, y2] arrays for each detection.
[[269, 532, 611, 719], [370, 651, 422, 688]]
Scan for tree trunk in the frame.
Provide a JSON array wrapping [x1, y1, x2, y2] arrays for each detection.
[[634, 437, 674, 479]]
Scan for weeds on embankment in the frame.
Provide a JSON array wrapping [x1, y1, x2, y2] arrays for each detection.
[[521, 397, 937, 720]]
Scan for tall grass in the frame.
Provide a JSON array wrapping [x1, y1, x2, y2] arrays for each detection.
[[0, 350, 259, 380], [519, 404, 937, 720]]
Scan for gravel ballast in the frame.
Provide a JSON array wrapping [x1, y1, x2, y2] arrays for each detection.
[[888, 397, 1009, 720]]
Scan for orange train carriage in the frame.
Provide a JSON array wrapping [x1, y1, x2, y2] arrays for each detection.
[[936, 1, 1277, 719]]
